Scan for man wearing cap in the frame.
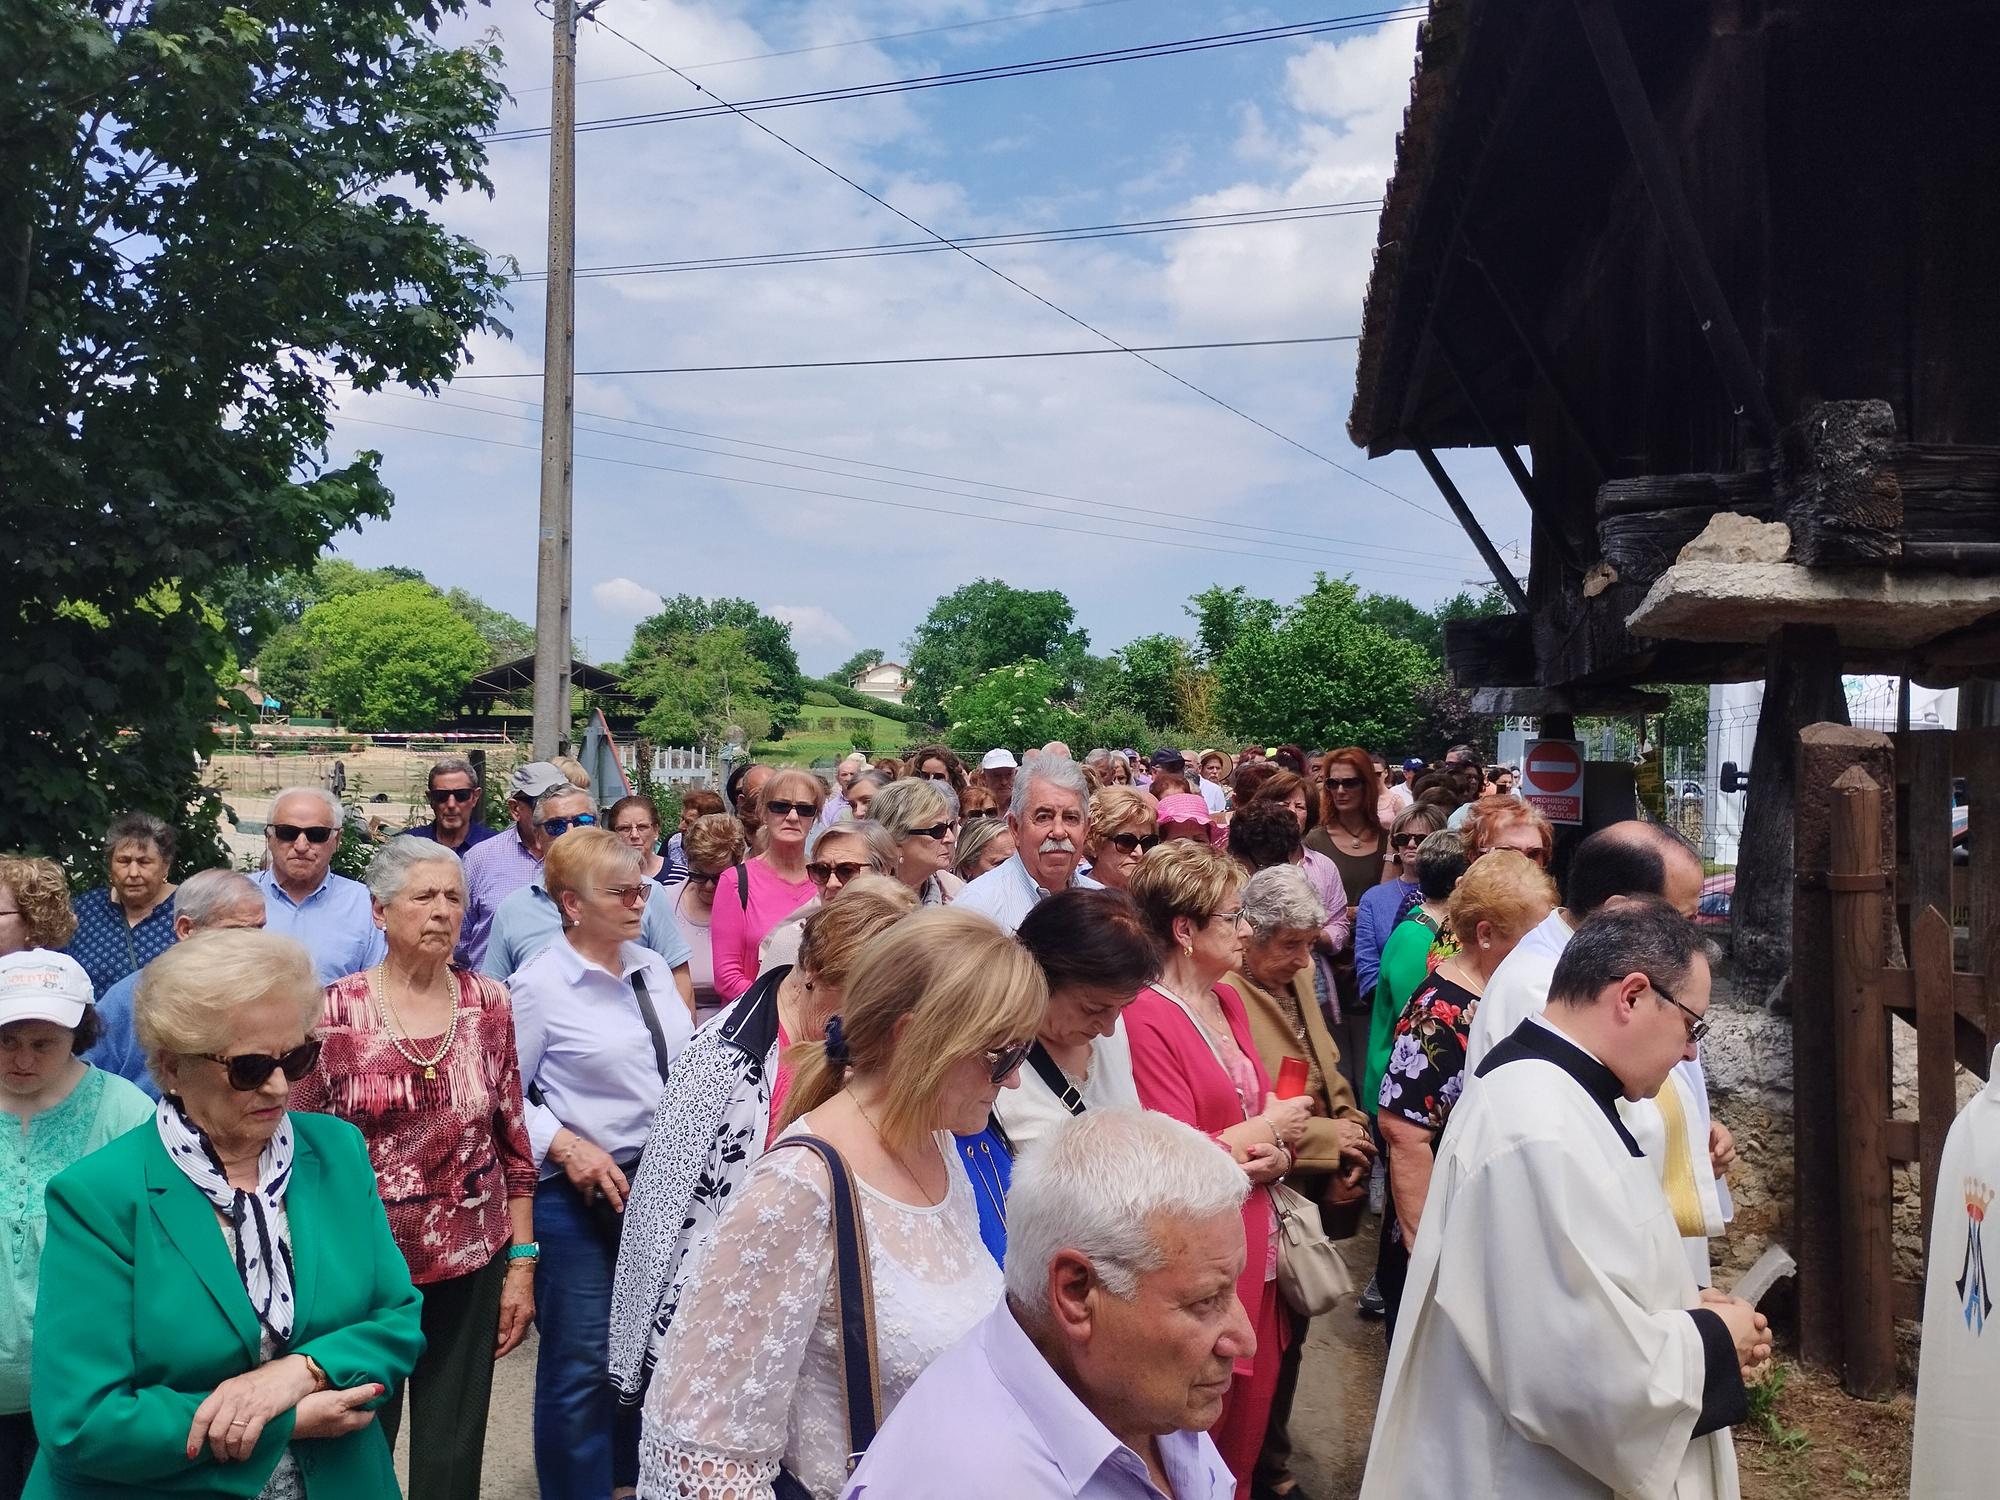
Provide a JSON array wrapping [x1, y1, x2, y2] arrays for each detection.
[[980, 747, 1020, 808], [460, 761, 576, 970], [255, 786, 386, 985], [1389, 756, 1425, 811]]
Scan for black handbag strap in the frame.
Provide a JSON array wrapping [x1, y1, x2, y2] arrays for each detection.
[[628, 970, 674, 1086], [768, 1134, 881, 1468], [735, 862, 751, 910], [1026, 1042, 1086, 1117]]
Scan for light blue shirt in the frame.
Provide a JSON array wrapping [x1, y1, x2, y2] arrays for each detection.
[[955, 854, 1102, 934], [253, 868, 385, 984], [481, 873, 692, 983], [84, 972, 159, 1099], [509, 936, 692, 1170], [844, 1299, 1234, 1499]]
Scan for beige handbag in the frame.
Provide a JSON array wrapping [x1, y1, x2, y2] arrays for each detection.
[[1271, 1181, 1354, 1316]]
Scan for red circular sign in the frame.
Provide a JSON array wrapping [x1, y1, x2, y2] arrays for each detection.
[[1526, 741, 1584, 795]]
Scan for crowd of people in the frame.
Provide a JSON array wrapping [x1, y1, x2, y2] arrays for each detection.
[[0, 735, 1774, 1500]]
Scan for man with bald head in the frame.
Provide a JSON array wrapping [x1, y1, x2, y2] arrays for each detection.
[[1464, 821, 1734, 1279]]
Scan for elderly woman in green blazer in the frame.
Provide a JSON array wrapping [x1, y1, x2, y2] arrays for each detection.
[[26, 929, 422, 1500]]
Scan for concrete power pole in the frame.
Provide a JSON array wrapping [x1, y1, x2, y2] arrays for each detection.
[[531, 0, 599, 757]]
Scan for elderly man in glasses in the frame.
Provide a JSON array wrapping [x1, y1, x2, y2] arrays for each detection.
[[405, 754, 497, 856], [459, 761, 576, 969], [479, 786, 694, 1012], [255, 785, 385, 984]]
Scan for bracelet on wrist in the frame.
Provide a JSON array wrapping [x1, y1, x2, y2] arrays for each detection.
[[507, 1241, 541, 1264]]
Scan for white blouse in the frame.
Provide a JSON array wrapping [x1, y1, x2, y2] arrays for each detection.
[[992, 1019, 1142, 1154], [637, 1115, 1002, 1500]]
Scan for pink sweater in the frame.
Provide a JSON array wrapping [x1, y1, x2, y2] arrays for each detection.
[[709, 858, 817, 1000]]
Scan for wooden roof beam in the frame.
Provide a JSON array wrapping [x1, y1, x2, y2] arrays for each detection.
[[1465, 242, 1616, 480], [1414, 445, 1531, 612]]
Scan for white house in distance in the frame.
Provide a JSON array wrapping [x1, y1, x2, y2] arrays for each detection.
[[852, 661, 910, 705]]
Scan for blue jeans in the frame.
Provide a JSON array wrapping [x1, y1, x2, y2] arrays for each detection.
[[534, 1177, 640, 1498]]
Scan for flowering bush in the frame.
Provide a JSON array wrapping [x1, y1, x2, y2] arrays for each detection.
[[940, 659, 1082, 755]]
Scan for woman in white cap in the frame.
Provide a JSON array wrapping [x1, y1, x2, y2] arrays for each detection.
[[0, 950, 152, 1496]]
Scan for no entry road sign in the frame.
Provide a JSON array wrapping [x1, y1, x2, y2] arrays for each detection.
[[1522, 738, 1585, 825]]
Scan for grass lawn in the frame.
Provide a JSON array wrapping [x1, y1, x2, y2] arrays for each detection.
[[758, 701, 917, 766]]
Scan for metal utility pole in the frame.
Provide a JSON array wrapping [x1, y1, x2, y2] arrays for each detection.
[[531, 0, 600, 757]]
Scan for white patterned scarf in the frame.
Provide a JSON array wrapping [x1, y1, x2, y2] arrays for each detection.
[[156, 1097, 297, 1343]]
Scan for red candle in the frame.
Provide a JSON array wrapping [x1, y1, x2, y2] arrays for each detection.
[[1276, 1056, 1309, 1099]]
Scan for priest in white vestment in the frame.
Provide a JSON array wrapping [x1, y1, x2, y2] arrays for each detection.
[[1464, 821, 1734, 1281], [1362, 899, 1770, 1500]]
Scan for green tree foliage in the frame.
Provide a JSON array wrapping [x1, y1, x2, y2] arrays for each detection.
[[1186, 584, 1282, 664], [1108, 633, 1200, 731], [1212, 577, 1437, 749], [2, 2, 507, 868], [441, 587, 535, 664], [835, 647, 886, 684], [627, 597, 803, 734], [273, 583, 486, 729], [905, 580, 1090, 721], [941, 660, 1082, 755], [629, 628, 776, 750]]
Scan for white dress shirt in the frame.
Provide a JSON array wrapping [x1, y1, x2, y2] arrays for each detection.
[[954, 853, 1102, 934]]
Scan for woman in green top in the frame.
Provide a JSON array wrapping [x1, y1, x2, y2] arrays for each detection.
[[0, 951, 153, 1499], [1361, 829, 1468, 1115]]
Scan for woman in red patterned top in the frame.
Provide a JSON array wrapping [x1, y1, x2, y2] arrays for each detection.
[[292, 836, 537, 1500]]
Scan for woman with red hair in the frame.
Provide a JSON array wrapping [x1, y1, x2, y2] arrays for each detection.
[[1461, 794, 1555, 869]]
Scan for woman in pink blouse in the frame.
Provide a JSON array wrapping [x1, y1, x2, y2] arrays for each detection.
[[1122, 841, 1313, 1492], [293, 837, 537, 1500], [708, 766, 823, 1001]]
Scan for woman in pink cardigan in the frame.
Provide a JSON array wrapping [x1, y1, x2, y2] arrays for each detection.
[[1122, 841, 1313, 1489], [708, 767, 822, 1000]]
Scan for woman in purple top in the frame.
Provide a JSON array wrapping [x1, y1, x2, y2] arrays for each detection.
[[1353, 803, 1448, 1000], [709, 768, 822, 1001]]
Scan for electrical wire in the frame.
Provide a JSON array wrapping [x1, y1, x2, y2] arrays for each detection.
[[489, 11, 1426, 141], [509, 200, 1383, 281], [449, 335, 1355, 378], [571, 15, 1452, 523]]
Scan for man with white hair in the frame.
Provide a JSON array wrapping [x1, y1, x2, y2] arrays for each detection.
[[818, 752, 870, 827], [254, 785, 385, 983], [955, 753, 1100, 933], [844, 1109, 1247, 1499], [87, 868, 265, 1097]]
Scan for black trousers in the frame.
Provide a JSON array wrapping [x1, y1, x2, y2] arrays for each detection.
[[0, 1411, 35, 1500], [382, 1249, 509, 1500]]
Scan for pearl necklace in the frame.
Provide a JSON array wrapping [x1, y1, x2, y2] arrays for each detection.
[[371, 963, 460, 1080]]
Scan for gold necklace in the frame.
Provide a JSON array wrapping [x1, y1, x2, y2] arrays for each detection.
[[854, 1094, 941, 1206], [372, 963, 459, 1080]]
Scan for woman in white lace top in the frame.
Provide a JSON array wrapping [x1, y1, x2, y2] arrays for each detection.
[[638, 909, 1048, 1500]]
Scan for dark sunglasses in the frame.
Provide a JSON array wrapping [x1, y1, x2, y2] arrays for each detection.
[[1392, 832, 1427, 848], [1103, 832, 1161, 854], [428, 787, 479, 806], [808, 860, 869, 884], [1646, 978, 1710, 1045], [688, 869, 725, 888], [982, 1039, 1034, 1084], [764, 798, 820, 820], [539, 813, 597, 837], [270, 824, 335, 844], [963, 807, 1001, 820], [1324, 776, 1364, 791], [199, 1039, 322, 1091], [907, 822, 953, 842]]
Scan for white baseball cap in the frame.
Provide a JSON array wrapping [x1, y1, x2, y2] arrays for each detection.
[[981, 748, 1020, 771], [0, 949, 95, 1029]]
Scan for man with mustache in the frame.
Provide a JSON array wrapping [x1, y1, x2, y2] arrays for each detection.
[[956, 753, 1099, 934]]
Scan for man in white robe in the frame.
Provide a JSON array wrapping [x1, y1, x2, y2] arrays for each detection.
[[1362, 900, 1770, 1500], [1465, 821, 1734, 1281]]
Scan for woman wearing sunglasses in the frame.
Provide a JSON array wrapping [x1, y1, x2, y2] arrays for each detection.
[[29, 929, 422, 1499], [1079, 785, 1157, 892], [655, 813, 746, 1026], [1352, 802, 1450, 1005], [754, 820, 900, 976], [640, 909, 1045, 1500], [291, 838, 537, 1500], [868, 778, 963, 907], [710, 769, 823, 1004]]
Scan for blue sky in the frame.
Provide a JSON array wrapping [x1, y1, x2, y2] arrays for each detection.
[[324, 0, 1524, 675]]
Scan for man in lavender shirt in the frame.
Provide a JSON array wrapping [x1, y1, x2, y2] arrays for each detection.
[[459, 760, 574, 968], [844, 1109, 1248, 1500]]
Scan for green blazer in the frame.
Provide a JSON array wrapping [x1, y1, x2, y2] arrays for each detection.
[[25, 1112, 423, 1499]]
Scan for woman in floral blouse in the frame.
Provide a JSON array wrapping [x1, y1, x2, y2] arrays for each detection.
[[1375, 850, 1556, 1335], [292, 837, 537, 1500]]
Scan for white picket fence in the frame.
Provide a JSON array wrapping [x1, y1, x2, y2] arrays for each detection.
[[617, 744, 716, 788]]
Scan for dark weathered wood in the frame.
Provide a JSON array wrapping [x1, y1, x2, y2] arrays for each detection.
[[1779, 400, 1904, 565], [1465, 243, 1615, 478], [1903, 731, 1955, 936], [1961, 732, 2000, 1066], [1468, 685, 1669, 716], [1442, 611, 1537, 688], [1912, 907, 1958, 1253], [1827, 764, 1896, 1399], [1414, 446, 1531, 611], [1882, 1118, 1918, 1165]]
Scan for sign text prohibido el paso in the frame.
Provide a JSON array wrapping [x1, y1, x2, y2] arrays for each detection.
[[1521, 738, 1586, 826]]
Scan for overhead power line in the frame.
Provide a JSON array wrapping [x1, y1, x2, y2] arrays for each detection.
[[450, 334, 1356, 378], [489, 11, 1427, 142], [507, 200, 1383, 282]]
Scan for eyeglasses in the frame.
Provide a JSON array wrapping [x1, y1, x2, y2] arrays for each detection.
[[199, 1039, 323, 1091], [982, 1039, 1034, 1084], [1391, 833, 1426, 848], [428, 787, 479, 806], [764, 799, 820, 820], [808, 860, 869, 885], [600, 885, 651, 909], [270, 824, 335, 845], [612, 822, 658, 837], [906, 822, 952, 842], [1646, 978, 1710, 1045], [963, 807, 1001, 820], [1208, 908, 1246, 927], [1488, 843, 1550, 866], [539, 814, 596, 837], [1324, 777, 1363, 791], [1103, 832, 1161, 854], [688, 869, 724, 888]]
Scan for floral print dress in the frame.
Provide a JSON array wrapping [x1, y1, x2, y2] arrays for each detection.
[[1377, 971, 1481, 1253]]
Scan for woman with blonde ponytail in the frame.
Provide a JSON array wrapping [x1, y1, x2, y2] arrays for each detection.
[[637, 909, 1047, 1500]]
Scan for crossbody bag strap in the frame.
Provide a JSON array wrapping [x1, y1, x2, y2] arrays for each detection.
[[767, 1134, 882, 1468], [735, 862, 751, 910], [1025, 1042, 1086, 1117], [627, 969, 674, 1086]]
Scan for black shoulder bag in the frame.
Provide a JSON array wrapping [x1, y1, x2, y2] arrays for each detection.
[[1026, 1041, 1086, 1117]]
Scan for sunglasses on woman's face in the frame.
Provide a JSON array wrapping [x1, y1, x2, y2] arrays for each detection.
[[1392, 832, 1426, 848], [963, 807, 1001, 820], [907, 822, 952, 842], [808, 860, 869, 885], [1324, 776, 1364, 791], [764, 798, 819, 821], [199, 1039, 323, 1091], [982, 1039, 1034, 1084], [1103, 831, 1161, 854], [689, 869, 725, 888]]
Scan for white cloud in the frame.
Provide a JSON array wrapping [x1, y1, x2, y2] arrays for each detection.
[[769, 603, 856, 650], [591, 577, 664, 618]]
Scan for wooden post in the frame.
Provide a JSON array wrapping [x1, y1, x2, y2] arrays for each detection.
[[1912, 907, 1956, 1253], [1827, 764, 1895, 1399]]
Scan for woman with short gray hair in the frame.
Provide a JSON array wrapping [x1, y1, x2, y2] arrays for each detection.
[[870, 777, 964, 906], [289, 838, 537, 1500], [63, 811, 179, 998]]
